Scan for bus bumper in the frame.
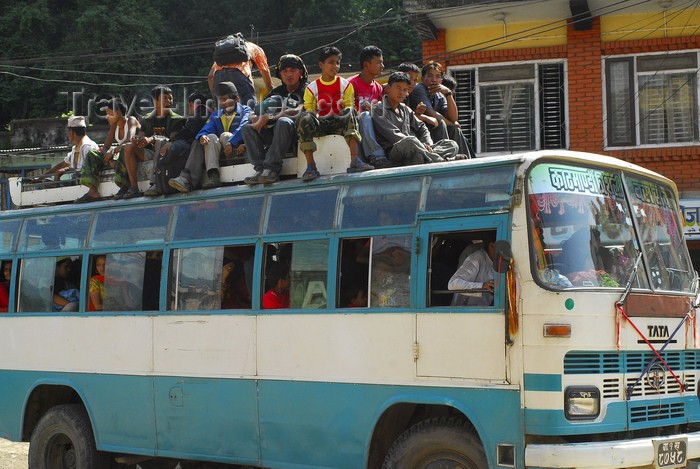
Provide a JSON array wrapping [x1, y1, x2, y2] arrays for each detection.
[[525, 431, 700, 468]]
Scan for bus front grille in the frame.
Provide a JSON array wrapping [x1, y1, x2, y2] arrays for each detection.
[[629, 402, 685, 423]]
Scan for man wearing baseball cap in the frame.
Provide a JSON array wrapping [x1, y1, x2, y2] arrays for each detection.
[[241, 54, 308, 185], [38, 115, 99, 180]]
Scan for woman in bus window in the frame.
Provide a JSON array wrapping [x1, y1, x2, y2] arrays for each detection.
[[0, 261, 11, 312], [89, 255, 106, 311], [53, 257, 79, 312]]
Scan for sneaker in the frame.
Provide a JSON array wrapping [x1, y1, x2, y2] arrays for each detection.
[[259, 169, 279, 184], [202, 170, 221, 189], [168, 176, 191, 193], [347, 158, 374, 173], [143, 184, 159, 196], [114, 186, 129, 199], [123, 187, 142, 199], [244, 171, 263, 186]]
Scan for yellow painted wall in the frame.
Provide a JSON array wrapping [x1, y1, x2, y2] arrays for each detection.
[[601, 9, 700, 42], [446, 21, 567, 53]]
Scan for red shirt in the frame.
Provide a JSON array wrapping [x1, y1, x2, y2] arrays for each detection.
[[263, 289, 290, 309], [348, 74, 383, 111]]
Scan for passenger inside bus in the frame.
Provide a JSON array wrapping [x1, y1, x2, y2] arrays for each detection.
[[263, 261, 290, 309], [448, 233, 495, 307], [0, 261, 10, 312], [53, 257, 80, 312], [371, 235, 411, 308], [221, 249, 252, 309], [344, 283, 367, 308], [88, 255, 105, 311]]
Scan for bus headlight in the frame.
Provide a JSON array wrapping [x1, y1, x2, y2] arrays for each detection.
[[564, 386, 600, 420]]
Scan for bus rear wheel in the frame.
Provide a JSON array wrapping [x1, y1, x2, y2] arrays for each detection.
[[28, 404, 101, 469], [382, 417, 487, 469]]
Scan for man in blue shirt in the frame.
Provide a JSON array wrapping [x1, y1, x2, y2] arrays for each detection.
[[408, 61, 473, 158], [169, 82, 251, 192]]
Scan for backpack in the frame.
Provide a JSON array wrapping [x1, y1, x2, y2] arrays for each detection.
[[154, 139, 191, 194], [213, 33, 250, 65]]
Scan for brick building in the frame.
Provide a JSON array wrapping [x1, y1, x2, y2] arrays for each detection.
[[405, 0, 700, 266]]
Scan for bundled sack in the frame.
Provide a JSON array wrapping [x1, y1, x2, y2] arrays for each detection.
[[213, 33, 249, 65]]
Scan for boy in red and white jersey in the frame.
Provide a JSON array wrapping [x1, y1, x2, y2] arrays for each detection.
[[297, 46, 373, 182]]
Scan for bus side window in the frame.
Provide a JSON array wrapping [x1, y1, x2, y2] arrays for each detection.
[[262, 240, 329, 310], [0, 260, 11, 313], [169, 245, 254, 311], [18, 256, 82, 313], [370, 234, 412, 308], [427, 230, 498, 308], [337, 238, 370, 308], [102, 251, 161, 312]]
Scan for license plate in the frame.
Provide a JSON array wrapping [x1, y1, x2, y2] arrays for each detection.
[[654, 438, 687, 468]]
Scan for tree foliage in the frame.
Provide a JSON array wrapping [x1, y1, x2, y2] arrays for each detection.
[[0, 0, 421, 128]]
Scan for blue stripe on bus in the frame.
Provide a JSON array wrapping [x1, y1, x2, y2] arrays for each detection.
[[0, 370, 523, 468], [526, 395, 700, 435], [523, 373, 562, 392]]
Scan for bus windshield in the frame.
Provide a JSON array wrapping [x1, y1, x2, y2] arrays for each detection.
[[528, 163, 648, 290], [627, 174, 694, 292]]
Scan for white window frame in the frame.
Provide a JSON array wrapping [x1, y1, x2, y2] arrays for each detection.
[[449, 58, 569, 155], [602, 49, 700, 150]]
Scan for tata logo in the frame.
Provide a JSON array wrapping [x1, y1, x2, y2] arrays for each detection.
[[647, 325, 670, 338]]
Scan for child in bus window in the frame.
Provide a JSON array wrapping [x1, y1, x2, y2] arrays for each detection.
[[89, 255, 106, 312], [263, 262, 290, 309], [345, 283, 367, 308], [0, 261, 11, 312]]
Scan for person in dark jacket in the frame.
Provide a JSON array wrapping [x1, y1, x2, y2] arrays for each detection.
[[144, 93, 212, 196]]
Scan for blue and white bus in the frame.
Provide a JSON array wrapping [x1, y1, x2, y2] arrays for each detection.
[[0, 150, 698, 469]]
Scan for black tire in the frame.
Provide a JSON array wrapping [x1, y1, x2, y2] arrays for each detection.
[[382, 417, 488, 469], [28, 404, 102, 469]]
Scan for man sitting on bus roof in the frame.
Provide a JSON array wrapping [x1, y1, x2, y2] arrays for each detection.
[[241, 54, 308, 186], [348, 45, 392, 169], [372, 72, 458, 166], [296, 46, 373, 182], [35, 116, 99, 181], [168, 82, 251, 192], [114, 85, 183, 199], [408, 61, 473, 158]]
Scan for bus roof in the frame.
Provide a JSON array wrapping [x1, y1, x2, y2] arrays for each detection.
[[2, 150, 674, 218]]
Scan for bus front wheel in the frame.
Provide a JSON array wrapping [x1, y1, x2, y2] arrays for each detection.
[[28, 404, 101, 469], [382, 417, 487, 469]]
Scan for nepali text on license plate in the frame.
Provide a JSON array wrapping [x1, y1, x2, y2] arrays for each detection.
[[654, 438, 687, 468]]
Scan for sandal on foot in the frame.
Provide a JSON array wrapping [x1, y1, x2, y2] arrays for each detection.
[[123, 187, 142, 199], [302, 165, 320, 182], [347, 159, 374, 173], [74, 193, 100, 204]]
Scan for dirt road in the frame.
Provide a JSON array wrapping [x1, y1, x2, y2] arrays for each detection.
[[0, 438, 28, 469]]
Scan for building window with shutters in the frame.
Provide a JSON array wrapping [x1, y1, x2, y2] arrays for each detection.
[[451, 61, 567, 154], [604, 51, 699, 148]]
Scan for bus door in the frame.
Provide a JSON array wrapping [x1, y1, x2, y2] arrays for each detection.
[[415, 215, 510, 381]]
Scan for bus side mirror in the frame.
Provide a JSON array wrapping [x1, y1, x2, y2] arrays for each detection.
[[493, 240, 512, 273]]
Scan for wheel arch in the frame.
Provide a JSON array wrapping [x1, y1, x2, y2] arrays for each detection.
[[364, 394, 490, 469], [21, 379, 94, 443]]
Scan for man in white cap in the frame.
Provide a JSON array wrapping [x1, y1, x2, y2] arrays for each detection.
[[39, 115, 99, 180]]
